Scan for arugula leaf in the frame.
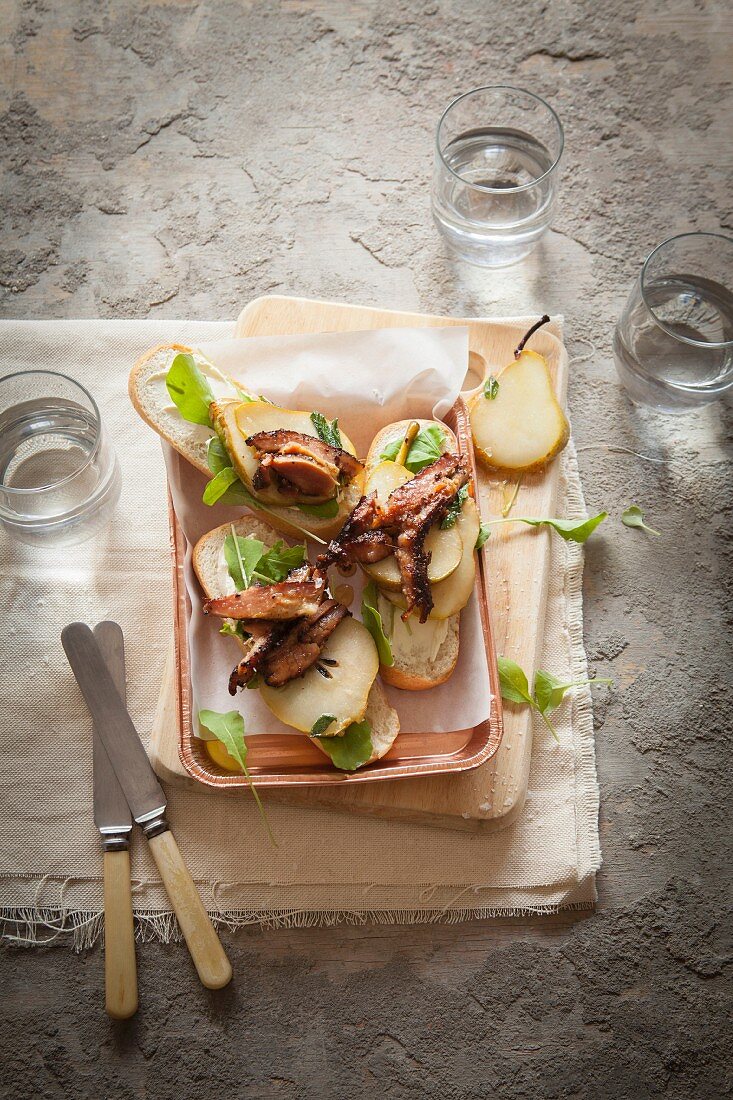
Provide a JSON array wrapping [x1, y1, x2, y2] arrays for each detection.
[[484, 375, 499, 400], [360, 581, 394, 667], [207, 435, 232, 475], [621, 504, 661, 537], [310, 411, 342, 449], [296, 498, 340, 519], [219, 620, 245, 639], [198, 709, 276, 844], [475, 523, 491, 550], [222, 532, 306, 590], [380, 425, 445, 473], [166, 353, 215, 427], [310, 714, 337, 738], [251, 540, 306, 585], [203, 466, 242, 506], [489, 512, 607, 543], [315, 719, 373, 771], [498, 657, 612, 742], [440, 485, 469, 530], [223, 532, 265, 590], [534, 669, 613, 716], [498, 656, 559, 740], [497, 656, 536, 707]]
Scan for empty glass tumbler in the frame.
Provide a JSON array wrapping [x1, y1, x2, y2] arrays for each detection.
[[431, 85, 564, 267], [613, 232, 733, 411], [0, 370, 121, 545]]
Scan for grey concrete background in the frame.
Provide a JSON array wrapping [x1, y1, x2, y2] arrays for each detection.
[[1, 1, 732, 1097]]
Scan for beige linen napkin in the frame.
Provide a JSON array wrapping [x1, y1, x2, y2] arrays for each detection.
[[0, 319, 600, 947]]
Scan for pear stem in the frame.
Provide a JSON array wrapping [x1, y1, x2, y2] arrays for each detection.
[[514, 315, 551, 359]]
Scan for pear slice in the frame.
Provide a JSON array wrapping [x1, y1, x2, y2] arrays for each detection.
[[382, 497, 480, 620], [211, 399, 359, 506], [259, 617, 378, 735], [468, 349, 569, 475], [364, 459, 411, 503], [363, 524, 463, 589], [362, 459, 463, 588]]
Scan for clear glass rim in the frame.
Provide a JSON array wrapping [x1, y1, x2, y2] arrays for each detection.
[[0, 369, 102, 495], [640, 231, 733, 350], [435, 84, 564, 195]]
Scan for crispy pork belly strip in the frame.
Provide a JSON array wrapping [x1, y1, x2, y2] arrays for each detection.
[[204, 577, 326, 621], [382, 453, 470, 622], [258, 601, 350, 687], [266, 453, 338, 497], [320, 453, 470, 622], [227, 621, 286, 693], [318, 494, 386, 567], [246, 429, 363, 480], [379, 453, 469, 525]]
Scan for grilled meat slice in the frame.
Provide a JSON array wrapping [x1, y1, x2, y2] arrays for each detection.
[[379, 453, 469, 527], [258, 600, 350, 687], [246, 429, 363, 480], [246, 429, 362, 500], [321, 453, 470, 622], [227, 620, 286, 693], [266, 453, 338, 497], [381, 453, 470, 622], [204, 576, 326, 621], [317, 494, 390, 567]]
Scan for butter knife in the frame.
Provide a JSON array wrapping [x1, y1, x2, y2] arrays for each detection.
[[62, 621, 232, 990], [93, 621, 138, 1020]]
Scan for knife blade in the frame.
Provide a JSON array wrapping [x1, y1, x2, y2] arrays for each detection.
[[92, 622, 132, 842], [93, 621, 138, 1020], [62, 622, 167, 825], [62, 621, 232, 990]]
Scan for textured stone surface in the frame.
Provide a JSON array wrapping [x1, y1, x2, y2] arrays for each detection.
[[1, 1, 732, 1097]]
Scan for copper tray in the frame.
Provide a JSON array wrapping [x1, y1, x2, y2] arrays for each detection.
[[170, 398, 504, 787]]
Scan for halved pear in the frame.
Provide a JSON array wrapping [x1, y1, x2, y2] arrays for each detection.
[[382, 497, 480, 620], [259, 617, 378, 735], [468, 350, 569, 475], [211, 399, 359, 506], [363, 459, 463, 588], [363, 524, 463, 589]]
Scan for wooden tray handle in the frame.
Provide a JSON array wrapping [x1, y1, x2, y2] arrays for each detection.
[[147, 829, 232, 990], [103, 848, 138, 1019]]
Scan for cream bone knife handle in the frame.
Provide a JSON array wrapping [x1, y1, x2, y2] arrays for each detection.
[[93, 621, 138, 1020], [141, 818, 233, 990], [102, 846, 137, 1018]]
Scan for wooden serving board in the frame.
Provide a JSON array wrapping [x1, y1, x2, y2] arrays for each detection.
[[150, 296, 568, 832]]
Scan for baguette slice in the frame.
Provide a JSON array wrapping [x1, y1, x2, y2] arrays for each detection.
[[129, 343, 364, 542], [193, 516, 399, 767], [363, 418, 470, 691]]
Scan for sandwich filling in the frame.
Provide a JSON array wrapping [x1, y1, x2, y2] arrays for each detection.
[[319, 452, 470, 623], [246, 429, 363, 502], [204, 562, 351, 692]]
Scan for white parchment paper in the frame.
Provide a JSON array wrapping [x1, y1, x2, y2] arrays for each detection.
[[162, 325, 492, 737]]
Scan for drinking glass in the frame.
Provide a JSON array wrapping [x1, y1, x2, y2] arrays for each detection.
[[613, 232, 733, 411], [431, 85, 564, 267], [0, 370, 121, 545]]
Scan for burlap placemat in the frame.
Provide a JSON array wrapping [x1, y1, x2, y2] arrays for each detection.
[[0, 319, 600, 947]]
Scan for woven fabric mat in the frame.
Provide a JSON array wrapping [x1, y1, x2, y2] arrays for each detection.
[[0, 319, 601, 946]]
